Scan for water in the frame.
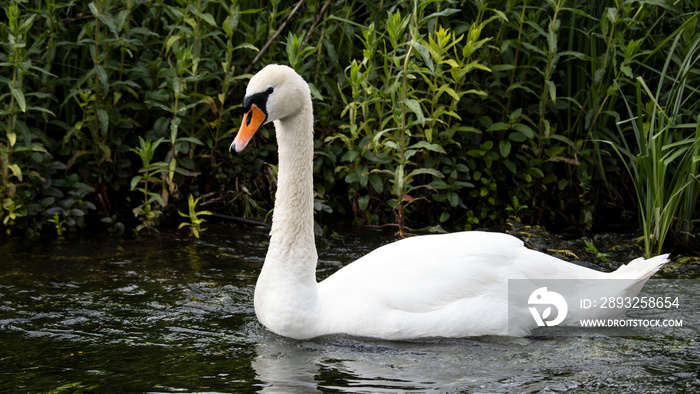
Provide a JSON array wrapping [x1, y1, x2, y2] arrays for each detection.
[[1, 224, 698, 392]]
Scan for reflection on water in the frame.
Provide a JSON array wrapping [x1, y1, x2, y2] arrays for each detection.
[[0, 224, 698, 392]]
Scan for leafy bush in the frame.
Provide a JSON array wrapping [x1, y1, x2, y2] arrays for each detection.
[[0, 0, 697, 254]]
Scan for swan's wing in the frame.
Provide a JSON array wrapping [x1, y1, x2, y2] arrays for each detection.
[[320, 232, 521, 305], [317, 232, 537, 337]]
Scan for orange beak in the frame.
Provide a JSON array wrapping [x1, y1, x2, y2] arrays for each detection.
[[230, 104, 266, 153]]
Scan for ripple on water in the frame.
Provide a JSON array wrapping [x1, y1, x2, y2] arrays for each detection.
[[0, 224, 698, 392]]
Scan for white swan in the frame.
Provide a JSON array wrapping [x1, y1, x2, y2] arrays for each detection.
[[229, 64, 669, 340]]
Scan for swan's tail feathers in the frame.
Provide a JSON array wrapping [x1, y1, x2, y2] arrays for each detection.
[[605, 254, 669, 301], [611, 253, 670, 281]]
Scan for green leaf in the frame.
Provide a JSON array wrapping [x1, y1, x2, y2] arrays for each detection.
[[96, 108, 109, 136], [455, 125, 482, 134], [26, 105, 55, 116], [364, 151, 392, 164], [168, 158, 177, 180], [463, 60, 492, 74], [545, 146, 566, 158], [443, 110, 462, 120], [233, 43, 259, 52], [408, 140, 446, 154], [499, 140, 511, 157], [408, 168, 445, 179], [88, 2, 99, 17], [438, 85, 460, 101], [8, 164, 22, 181], [198, 12, 217, 27], [344, 169, 360, 184], [506, 82, 537, 96], [97, 13, 119, 37], [401, 98, 425, 126], [174, 167, 201, 177], [394, 164, 405, 195], [95, 65, 109, 94], [10, 86, 26, 112], [546, 23, 558, 54], [447, 191, 459, 207], [487, 122, 509, 132], [223, 15, 235, 36], [358, 195, 370, 211], [509, 132, 528, 142], [177, 136, 204, 145], [504, 159, 516, 173], [512, 123, 535, 138], [166, 35, 181, 54], [556, 50, 590, 61], [341, 150, 359, 163], [130, 176, 143, 190], [148, 192, 166, 208], [442, 59, 460, 68], [430, 179, 450, 190], [369, 174, 383, 193], [490, 9, 509, 22], [409, 41, 434, 72], [424, 8, 460, 21], [463, 89, 488, 97], [621, 65, 633, 79], [545, 80, 556, 104], [530, 167, 544, 178]]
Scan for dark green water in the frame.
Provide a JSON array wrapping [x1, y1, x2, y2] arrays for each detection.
[[1, 224, 698, 392]]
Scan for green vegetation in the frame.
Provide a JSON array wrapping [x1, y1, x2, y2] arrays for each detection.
[[178, 193, 212, 238], [583, 239, 609, 263], [0, 0, 698, 255], [605, 21, 700, 257]]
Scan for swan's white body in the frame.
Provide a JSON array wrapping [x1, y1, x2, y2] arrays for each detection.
[[231, 64, 669, 340]]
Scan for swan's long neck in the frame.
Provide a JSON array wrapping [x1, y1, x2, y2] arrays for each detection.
[[254, 96, 319, 337], [267, 101, 316, 268]]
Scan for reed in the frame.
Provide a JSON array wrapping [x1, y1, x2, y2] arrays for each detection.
[[607, 22, 700, 256]]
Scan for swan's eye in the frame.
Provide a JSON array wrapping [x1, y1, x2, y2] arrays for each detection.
[[242, 88, 274, 118]]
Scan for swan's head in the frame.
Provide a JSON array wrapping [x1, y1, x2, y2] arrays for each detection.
[[229, 64, 310, 154]]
